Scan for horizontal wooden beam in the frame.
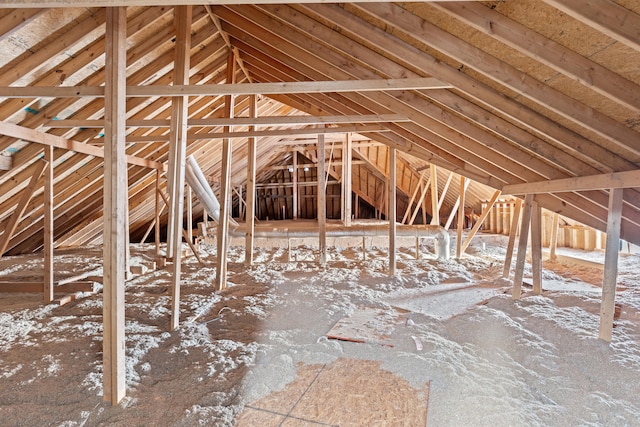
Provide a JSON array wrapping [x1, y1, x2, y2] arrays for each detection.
[[502, 169, 640, 195], [0, 78, 451, 98], [0, 281, 96, 293], [0, 121, 164, 170], [2, 1, 480, 8], [45, 114, 410, 128], [120, 124, 390, 143]]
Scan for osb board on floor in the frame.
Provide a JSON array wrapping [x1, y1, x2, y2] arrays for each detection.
[[236, 358, 430, 427], [326, 306, 406, 347]]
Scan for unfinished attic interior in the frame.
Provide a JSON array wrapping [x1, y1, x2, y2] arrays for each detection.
[[1, 0, 640, 424]]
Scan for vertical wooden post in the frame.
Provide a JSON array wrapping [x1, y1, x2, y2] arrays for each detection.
[[344, 133, 353, 226], [531, 199, 543, 295], [292, 150, 298, 220], [169, 5, 192, 329], [388, 147, 397, 275], [429, 164, 439, 225], [154, 169, 161, 258], [599, 188, 623, 342], [216, 50, 235, 289], [512, 194, 534, 300], [44, 146, 54, 303], [186, 184, 193, 245], [456, 176, 467, 258], [317, 129, 327, 264], [549, 212, 560, 261], [103, 6, 127, 405], [502, 198, 522, 278], [245, 95, 257, 266]]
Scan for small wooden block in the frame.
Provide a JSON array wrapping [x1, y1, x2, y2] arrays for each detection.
[[130, 265, 148, 275]]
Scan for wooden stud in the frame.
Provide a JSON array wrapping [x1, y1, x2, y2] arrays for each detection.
[[409, 176, 431, 225], [429, 164, 439, 225], [318, 128, 327, 264], [502, 199, 522, 278], [0, 122, 163, 170], [437, 171, 453, 212], [102, 6, 127, 406], [402, 169, 427, 224], [460, 190, 501, 254], [215, 50, 235, 289], [154, 170, 161, 258], [512, 194, 534, 300], [44, 146, 54, 303], [186, 184, 193, 245], [531, 200, 543, 295], [0, 159, 47, 256], [245, 95, 257, 266], [344, 133, 353, 226], [389, 147, 397, 275], [599, 188, 624, 342], [456, 176, 467, 259], [169, 5, 192, 329], [445, 177, 470, 230], [292, 150, 298, 220], [549, 212, 560, 261]]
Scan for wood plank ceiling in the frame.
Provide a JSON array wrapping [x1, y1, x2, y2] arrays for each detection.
[[0, 1, 639, 255]]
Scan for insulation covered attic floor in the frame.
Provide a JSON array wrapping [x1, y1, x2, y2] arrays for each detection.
[[1, 235, 640, 426]]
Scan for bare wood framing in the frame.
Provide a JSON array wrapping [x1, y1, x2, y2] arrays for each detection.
[[599, 188, 624, 342], [123, 124, 390, 143], [429, 164, 439, 225], [402, 169, 426, 224], [502, 199, 523, 278], [549, 212, 560, 261], [0, 159, 47, 256], [436, 1, 640, 111], [0, 281, 95, 293], [169, 5, 192, 329], [47, 114, 409, 129], [216, 51, 236, 290], [245, 95, 257, 266], [2, 0, 484, 6], [0, 78, 451, 98], [318, 129, 327, 264], [0, 154, 12, 170], [102, 6, 127, 406], [445, 177, 470, 230], [512, 194, 534, 300], [0, 122, 163, 170], [460, 190, 501, 254], [502, 169, 640, 195], [344, 133, 353, 226], [456, 176, 467, 258], [44, 146, 54, 303], [409, 175, 431, 225], [531, 200, 543, 295], [154, 170, 161, 257], [541, 0, 640, 53], [388, 147, 397, 275]]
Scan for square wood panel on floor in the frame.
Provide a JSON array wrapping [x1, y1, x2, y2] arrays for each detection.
[[236, 358, 430, 426]]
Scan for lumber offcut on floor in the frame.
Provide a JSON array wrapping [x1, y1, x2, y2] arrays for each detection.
[[236, 358, 430, 426]]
